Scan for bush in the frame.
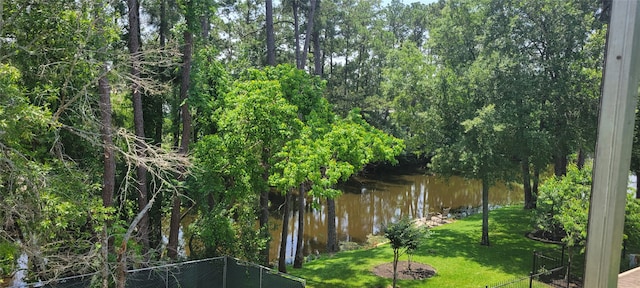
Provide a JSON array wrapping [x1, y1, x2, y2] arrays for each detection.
[[534, 163, 591, 248], [0, 240, 18, 277], [625, 194, 640, 254]]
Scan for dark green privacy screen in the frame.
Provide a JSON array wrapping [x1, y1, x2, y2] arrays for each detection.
[[125, 257, 226, 288], [32, 257, 305, 288]]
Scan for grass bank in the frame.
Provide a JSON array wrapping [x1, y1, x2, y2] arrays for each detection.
[[288, 205, 560, 288]]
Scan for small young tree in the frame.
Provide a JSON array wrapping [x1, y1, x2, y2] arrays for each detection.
[[383, 217, 428, 288]]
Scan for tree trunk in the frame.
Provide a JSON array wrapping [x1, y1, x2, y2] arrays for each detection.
[[392, 249, 399, 288], [159, 0, 168, 65], [566, 247, 573, 281], [99, 59, 115, 227], [553, 153, 568, 176], [116, 192, 158, 288], [178, 34, 193, 156], [312, 0, 322, 76], [149, 0, 168, 252], [313, 29, 322, 75], [326, 197, 338, 252], [127, 0, 150, 257], [300, 0, 317, 70], [328, 28, 333, 75], [278, 190, 291, 273], [636, 172, 640, 199], [480, 177, 490, 246], [266, 0, 276, 66], [99, 64, 115, 288], [259, 176, 270, 265], [533, 164, 540, 200], [167, 190, 181, 259], [343, 39, 349, 97], [293, 183, 306, 268], [94, 3, 115, 285], [522, 158, 535, 209], [168, 29, 193, 260], [293, 0, 301, 69], [576, 148, 585, 170], [172, 97, 180, 148], [201, 16, 210, 42]]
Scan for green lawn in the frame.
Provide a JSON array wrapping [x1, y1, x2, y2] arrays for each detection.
[[288, 206, 560, 288]]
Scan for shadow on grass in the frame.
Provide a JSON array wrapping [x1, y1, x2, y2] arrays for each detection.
[[421, 206, 559, 276], [291, 246, 391, 287]]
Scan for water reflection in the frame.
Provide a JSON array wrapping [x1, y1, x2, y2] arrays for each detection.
[[268, 171, 523, 263]]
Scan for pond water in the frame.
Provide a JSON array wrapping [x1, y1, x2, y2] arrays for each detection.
[[267, 168, 524, 263]]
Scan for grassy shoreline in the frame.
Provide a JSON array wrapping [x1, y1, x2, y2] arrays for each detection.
[[287, 205, 559, 287]]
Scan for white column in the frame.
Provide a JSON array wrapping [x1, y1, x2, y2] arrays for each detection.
[[584, 0, 640, 287]]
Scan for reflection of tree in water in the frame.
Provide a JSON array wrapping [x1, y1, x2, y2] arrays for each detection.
[[267, 170, 524, 262]]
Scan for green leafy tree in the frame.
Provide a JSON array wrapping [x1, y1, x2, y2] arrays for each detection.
[[192, 65, 306, 265], [270, 110, 404, 266], [0, 62, 115, 282], [322, 111, 404, 253], [428, 3, 519, 243], [1, 1, 188, 285], [188, 134, 266, 261], [534, 163, 591, 279], [432, 103, 515, 246], [186, 57, 264, 263], [383, 217, 428, 288], [381, 41, 436, 154], [536, 162, 640, 274], [487, 0, 602, 177]]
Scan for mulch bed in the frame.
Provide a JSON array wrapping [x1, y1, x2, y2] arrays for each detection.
[[372, 261, 436, 280], [526, 230, 565, 245]]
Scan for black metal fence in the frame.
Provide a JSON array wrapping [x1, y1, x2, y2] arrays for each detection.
[[486, 247, 570, 288], [27, 257, 305, 288], [532, 247, 569, 286], [486, 275, 550, 288]]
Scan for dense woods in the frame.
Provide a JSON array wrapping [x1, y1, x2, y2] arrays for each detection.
[[0, 0, 626, 286]]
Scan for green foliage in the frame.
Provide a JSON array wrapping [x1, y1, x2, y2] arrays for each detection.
[[190, 46, 230, 134], [220, 79, 302, 146], [625, 194, 640, 253], [190, 129, 262, 263], [534, 163, 640, 273], [0, 65, 52, 158], [437, 104, 511, 179], [248, 65, 329, 121], [0, 240, 18, 277], [383, 217, 427, 254], [189, 64, 403, 263], [269, 109, 404, 199], [382, 42, 436, 154], [534, 163, 592, 249], [187, 204, 266, 262], [1, 66, 107, 272], [631, 93, 640, 176], [177, 0, 218, 33], [189, 65, 325, 261]]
